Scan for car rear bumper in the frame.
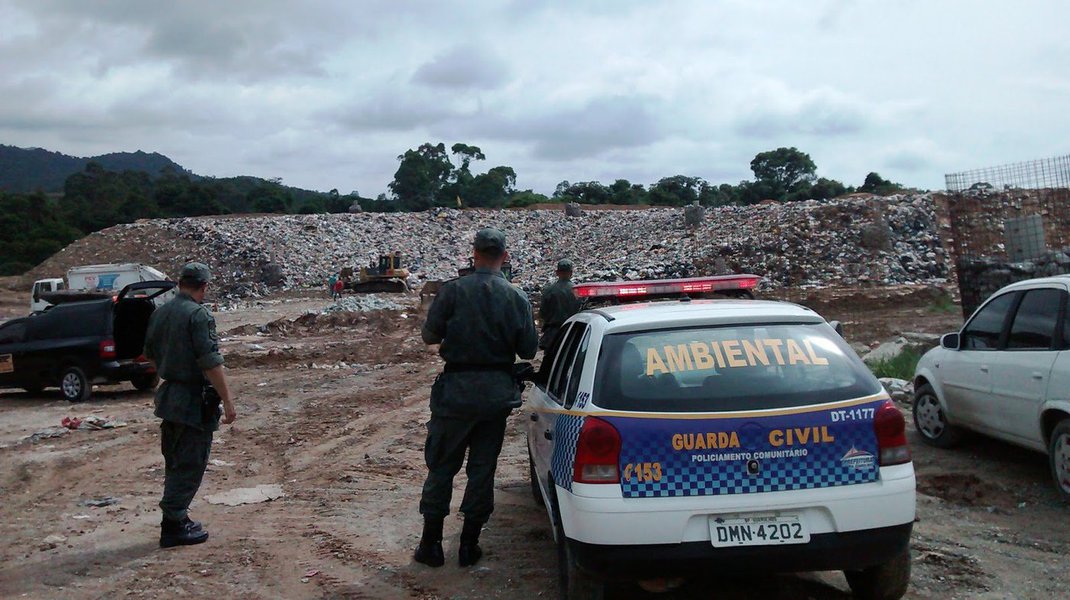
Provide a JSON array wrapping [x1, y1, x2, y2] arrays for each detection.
[[95, 360, 155, 383], [569, 522, 913, 580]]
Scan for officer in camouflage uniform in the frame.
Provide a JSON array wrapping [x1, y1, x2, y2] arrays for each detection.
[[539, 258, 580, 351], [414, 228, 539, 568], [144, 263, 237, 548]]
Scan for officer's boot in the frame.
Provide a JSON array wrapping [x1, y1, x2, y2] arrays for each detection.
[[182, 515, 204, 533], [458, 520, 484, 567], [413, 517, 445, 567], [160, 517, 210, 548]]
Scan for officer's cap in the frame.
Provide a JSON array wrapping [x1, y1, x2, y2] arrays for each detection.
[[556, 259, 573, 272], [179, 262, 212, 285], [473, 228, 507, 254]]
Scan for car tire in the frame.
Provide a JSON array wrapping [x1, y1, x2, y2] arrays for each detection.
[[131, 373, 160, 392], [60, 366, 92, 403], [529, 446, 545, 507], [554, 499, 603, 600], [844, 546, 911, 600], [912, 383, 961, 448], [1048, 419, 1070, 503]]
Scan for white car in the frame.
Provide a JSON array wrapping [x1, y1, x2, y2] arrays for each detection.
[[912, 275, 1070, 501], [527, 276, 915, 600]]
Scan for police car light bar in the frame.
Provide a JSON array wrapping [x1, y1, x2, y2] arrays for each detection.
[[573, 274, 759, 299]]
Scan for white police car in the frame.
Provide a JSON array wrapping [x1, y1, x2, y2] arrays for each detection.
[[527, 276, 915, 599]]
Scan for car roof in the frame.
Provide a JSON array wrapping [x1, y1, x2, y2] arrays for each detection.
[[998, 274, 1070, 292], [586, 299, 826, 332]]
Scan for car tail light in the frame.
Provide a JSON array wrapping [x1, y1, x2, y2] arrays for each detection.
[[99, 340, 117, 360], [573, 417, 621, 484], [874, 400, 911, 466]]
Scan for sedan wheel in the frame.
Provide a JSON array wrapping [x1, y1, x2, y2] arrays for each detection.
[[912, 384, 960, 448], [1049, 420, 1070, 502], [60, 366, 92, 403]]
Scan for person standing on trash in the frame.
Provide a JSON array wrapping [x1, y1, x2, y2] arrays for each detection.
[[144, 262, 237, 549], [538, 258, 581, 352], [414, 227, 539, 568], [327, 272, 338, 299]]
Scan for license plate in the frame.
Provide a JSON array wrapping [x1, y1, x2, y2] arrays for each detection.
[[0, 354, 12, 374], [709, 514, 810, 547]]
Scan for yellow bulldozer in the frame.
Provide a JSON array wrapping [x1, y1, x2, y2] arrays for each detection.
[[341, 252, 410, 294]]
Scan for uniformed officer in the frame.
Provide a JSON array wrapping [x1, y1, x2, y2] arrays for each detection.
[[538, 258, 581, 351], [414, 228, 539, 568], [144, 262, 237, 548]]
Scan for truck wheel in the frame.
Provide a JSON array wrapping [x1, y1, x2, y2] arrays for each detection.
[[912, 383, 961, 448], [60, 366, 92, 403], [554, 500, 603, 600], [529, 447, 545, 506], [1048, 419, 1070, 503], [131, 373, 160, 392], [844, 547, 911, 600]]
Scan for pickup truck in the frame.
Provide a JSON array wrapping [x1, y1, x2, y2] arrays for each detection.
[[0, 281, 176, 402], [31, 263, 169, 314]]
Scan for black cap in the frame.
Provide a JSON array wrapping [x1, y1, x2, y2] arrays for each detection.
[[556, 258, 573, 272]]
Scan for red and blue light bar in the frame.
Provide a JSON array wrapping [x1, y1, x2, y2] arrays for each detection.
[[573, 274, 760, 298]]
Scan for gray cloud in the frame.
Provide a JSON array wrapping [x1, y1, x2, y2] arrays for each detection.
[[734, 89, 870, 139], [413, 45, 511, 90]]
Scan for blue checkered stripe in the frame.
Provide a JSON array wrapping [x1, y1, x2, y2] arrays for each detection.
[[550, 414, 584, 492], [612, 407, 882, 499]]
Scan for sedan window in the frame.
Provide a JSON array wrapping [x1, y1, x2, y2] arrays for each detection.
[[962, 292, 1017, 350], [1007, 288, 1063, 350]]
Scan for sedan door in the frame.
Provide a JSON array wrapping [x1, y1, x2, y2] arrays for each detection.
[[986, 287, 1064, 449], [0, 320, 30, 388], [942, 291, 1019, 427]]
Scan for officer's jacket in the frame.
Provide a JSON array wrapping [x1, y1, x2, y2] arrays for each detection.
[[144, 292, 224, 430], [422, 267, 538, 419], [539, 278, 580, 330]]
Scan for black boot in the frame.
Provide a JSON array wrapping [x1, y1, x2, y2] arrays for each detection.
[[413, 517, 444, 567], [160, 517, 209, 548], [458, 520, 483, 567], [182, 516, 203, 533]]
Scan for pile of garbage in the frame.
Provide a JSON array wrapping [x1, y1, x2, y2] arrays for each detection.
[[322, 295, 405, 313], [45, 193, 950, 299]]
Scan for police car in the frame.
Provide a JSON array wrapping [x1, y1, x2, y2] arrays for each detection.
[[526, 275, 915, 599]]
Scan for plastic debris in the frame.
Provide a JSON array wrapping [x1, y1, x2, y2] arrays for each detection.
[[204, 484, 285, 506], [80, 497, 121, 507]]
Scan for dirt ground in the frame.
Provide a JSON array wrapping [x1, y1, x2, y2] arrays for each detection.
[[0, 286, 1067, 599]]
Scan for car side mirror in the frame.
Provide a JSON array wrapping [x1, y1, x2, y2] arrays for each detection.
[[829, 320, 844, 337], [940, 332, 960, 350]]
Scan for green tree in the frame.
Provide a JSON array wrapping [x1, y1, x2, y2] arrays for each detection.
[[859, 172, 903, 195], [648, 175, 707, 206], [389, 142, 454, 211], [609, 179, 647, 205], [750, 147, 817, 202]]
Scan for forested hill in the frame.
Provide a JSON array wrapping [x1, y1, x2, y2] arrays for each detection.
[[0, 145, 191, 193]]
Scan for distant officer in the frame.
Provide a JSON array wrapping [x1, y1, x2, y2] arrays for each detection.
[[539, 258, 581, 351], [144, 262, 237, 548], [415, 228, 539, 568]]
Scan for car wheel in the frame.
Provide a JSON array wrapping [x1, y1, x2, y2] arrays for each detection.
[[529, 446, 545, 507], [131, 373, 160, 392], [60, 366, 92, 403], [912, 383, 961, 448], [554, 500, 603, 600], [1048, 419, 1070, 503], [844, 547, 911, 600]]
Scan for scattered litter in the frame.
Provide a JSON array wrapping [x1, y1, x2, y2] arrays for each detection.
[[40, 534, 67, 549], [62, 415, 128, 430], [209, 459, 234, 467], [23, 427, 69, 443], [301, 568, 320, 582], [80, 497, 120, 508], [72, 515, 92, 520], [204, 484, 285, 506]]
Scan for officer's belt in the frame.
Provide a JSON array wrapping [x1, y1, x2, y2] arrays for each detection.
[[443, 362, 514, 374]]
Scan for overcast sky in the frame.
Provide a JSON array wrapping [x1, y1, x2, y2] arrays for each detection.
[[1, 0, 1067, 196]]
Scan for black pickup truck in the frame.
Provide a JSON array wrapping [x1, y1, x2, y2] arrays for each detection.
[[0, 281, 176, 402]]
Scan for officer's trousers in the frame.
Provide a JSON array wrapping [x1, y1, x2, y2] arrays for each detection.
[[160, 420, 213, 521], [419, 415, 508, 524]]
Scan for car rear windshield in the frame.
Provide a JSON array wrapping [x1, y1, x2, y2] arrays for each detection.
[[594, 322, 880, 412]]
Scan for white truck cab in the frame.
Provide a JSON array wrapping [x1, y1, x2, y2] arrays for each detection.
[[31, 263, 169, 314], [527, 275, 915, 599]]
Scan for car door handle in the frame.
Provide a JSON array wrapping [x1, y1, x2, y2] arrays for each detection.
[[544, 430, 553, 440], [1032, 372, 1044, 380], [980, 366, 989, 373], [530, 413, 539, 422]]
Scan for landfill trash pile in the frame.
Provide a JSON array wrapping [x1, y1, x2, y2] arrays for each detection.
[[36, 194, 950, 299], [322, 295, 405, 313]]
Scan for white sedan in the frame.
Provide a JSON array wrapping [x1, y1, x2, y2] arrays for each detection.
[[913, 275, 1070, 501]]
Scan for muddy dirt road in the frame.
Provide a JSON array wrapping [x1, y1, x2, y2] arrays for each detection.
[[0, 290, 1066, 599]]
